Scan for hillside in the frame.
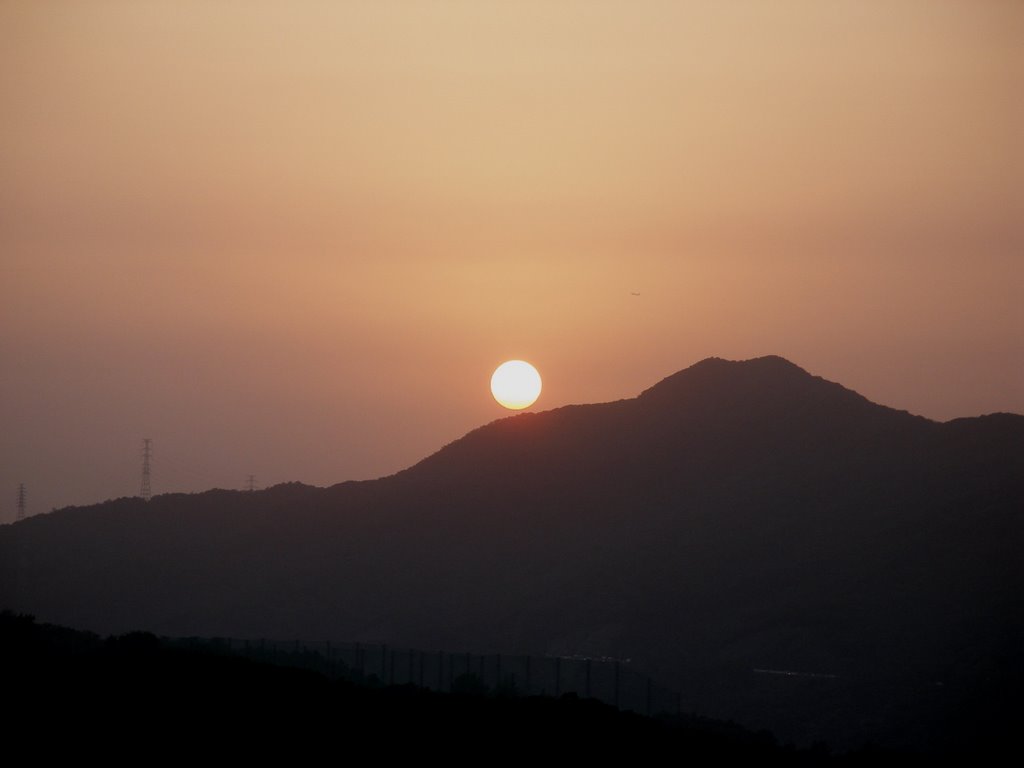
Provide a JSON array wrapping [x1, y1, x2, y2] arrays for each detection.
[[2, 356, 1022, 751], [1, 611, 881, 763]]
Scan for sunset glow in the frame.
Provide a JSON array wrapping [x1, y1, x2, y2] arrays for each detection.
[[0, 1, 1020, 515]]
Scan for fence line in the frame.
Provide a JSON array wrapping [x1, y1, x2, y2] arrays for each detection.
[[166, 636, 683, 717]]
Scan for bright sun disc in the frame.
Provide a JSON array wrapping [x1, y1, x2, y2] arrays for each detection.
[[490, 360, 542, 410]]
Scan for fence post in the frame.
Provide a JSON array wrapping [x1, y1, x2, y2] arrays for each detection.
[[555, 657, 561, 697], [614, 661, 620, 709], [525, 655, 531, 696], [646, 677, 652, 717], [585, 659, 591, 699], [382, 644, 387, 680]]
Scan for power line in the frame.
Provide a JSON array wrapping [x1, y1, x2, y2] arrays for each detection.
[[16, 483, 26, 521], [246, 474, 257, 492], [141, 438, 152, 501]]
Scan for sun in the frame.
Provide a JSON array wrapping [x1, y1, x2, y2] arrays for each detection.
[[490, 360, 542, 410]]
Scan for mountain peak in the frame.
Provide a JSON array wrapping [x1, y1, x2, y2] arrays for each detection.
[[638, 355, 813, 400], [631, 354, 920, 429]]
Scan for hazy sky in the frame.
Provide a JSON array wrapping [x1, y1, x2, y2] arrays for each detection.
[[2, 1, 1021, 520]]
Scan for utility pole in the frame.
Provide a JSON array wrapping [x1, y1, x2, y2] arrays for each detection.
[[16, 483, 26, 521], [140, 439, 152, 501]]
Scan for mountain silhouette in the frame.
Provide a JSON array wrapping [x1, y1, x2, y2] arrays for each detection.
[[2, 355, 1021, 751]]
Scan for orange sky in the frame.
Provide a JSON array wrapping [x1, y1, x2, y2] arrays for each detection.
[[2, 1, 1021, 519]]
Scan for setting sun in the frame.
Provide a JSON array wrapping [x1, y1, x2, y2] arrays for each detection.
[[490, 360, 542, 410]]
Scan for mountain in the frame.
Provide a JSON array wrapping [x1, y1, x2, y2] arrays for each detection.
[[2, 355, 1022, 751]]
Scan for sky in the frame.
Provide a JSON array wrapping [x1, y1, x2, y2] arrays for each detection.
[[2, 1, 1021, 521]]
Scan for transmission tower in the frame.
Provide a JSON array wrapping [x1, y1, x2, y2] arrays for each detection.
[[246, 474, 256, 492], [140, 438, 152, 501], [16, 483, 26, 521]]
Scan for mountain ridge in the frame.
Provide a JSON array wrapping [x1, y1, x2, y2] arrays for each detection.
[[1, 355, 1021, 751]]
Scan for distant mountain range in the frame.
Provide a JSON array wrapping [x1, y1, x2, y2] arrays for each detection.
[[2, 356, 1021, 751]]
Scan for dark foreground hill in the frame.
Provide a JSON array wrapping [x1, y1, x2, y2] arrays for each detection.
[[2, 356, 1022, 752], [0, 611, 930, 763]]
